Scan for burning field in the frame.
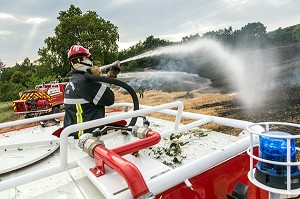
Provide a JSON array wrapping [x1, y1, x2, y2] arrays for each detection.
[[114, 84, 300, 136], [116, 41, 300, 136]]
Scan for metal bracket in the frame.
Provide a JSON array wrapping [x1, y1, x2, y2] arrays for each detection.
[[90, 158, 105, 177]]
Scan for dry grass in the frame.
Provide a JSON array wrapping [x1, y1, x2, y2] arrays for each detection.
[[115, 90, 235, 114], [114, 90, 237, 133], [0, 102, 17, 123], [3, 85, 298, 136], [115, 85, 300, 136]]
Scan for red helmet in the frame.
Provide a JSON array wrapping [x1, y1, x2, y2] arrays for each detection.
[[68, 45, 92, 64]]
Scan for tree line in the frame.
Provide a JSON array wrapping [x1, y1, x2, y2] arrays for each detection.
[[0, 4, 300, 102]]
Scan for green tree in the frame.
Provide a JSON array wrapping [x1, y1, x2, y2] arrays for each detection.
[[18, 57, 33, 72], [268, 27, 292, 46], [35, 63, 56, 79], [10, 71, 23, 84], [118, 36, 172, 71], [292, 24, 300, 42], [182, 33, 200, 43], [202, 30, 220, 40], [0, 59, 5, 71], [9, 58, 38, 86], [119, 41, 144, 61], [222, 26, 234, 44], [143, 35, 171, 51], [38, 5, 119, 76], [0, 82, 26, 101], [235, 22, 268, 49], [0, 59, 5, 81], [201, 26, 234, 46], [0, 67, 15, 82]]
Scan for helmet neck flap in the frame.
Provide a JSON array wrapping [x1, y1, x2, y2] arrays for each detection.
[[68, 45, 93, 71], [72, 58, 93, 72]]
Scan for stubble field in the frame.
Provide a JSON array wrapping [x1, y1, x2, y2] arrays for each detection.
[[114, 85, 300, 136]]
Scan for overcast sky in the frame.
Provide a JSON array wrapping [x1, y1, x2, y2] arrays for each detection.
[[1, 0, 299, 66]]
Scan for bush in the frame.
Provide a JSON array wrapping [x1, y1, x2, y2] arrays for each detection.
[[0, 82, 26, 102], [0, 101, 15, 123]]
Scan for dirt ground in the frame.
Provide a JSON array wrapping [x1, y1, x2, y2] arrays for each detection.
[[114, 85, 300, 136]]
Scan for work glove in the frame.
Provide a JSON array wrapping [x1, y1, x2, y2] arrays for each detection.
[[87, 66, 102, 76], [107, 60, 121, 78]]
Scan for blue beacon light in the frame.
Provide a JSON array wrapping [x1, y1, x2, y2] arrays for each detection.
[[255, 131, 300, 189]]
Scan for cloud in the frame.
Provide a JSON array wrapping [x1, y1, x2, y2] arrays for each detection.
[[265, 0, 290, 6], [223, 0, 250, 6], [117, 41, 138, 51], [0, 30, 11, 36], [160, 32, 188, 42], [0, 12, 18, 21], [1, 0, 300, 66], [26, 17, 48, 24], [109, 0, 139, 6], [0, 12, 48, 25]]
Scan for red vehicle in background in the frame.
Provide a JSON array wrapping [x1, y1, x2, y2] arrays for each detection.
[[12, 82, 67, 118]]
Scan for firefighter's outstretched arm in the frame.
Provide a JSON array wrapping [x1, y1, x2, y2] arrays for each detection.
[[98, 60, 121, 77], [107, 60, 120, 78]]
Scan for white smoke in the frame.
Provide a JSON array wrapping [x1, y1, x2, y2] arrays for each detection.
[[121, 38, 282, 107], [119, 71, 212, 92]]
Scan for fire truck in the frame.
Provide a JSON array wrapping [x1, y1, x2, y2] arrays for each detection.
[[12, 82, 67, 118]]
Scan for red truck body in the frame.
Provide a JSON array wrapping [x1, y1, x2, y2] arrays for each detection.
[[12, 82, 67, 118]]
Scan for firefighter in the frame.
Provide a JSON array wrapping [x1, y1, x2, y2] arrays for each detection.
[[58, 75, 62, 83], [137, 85, 144, 99], [63, 45, 120, 139]]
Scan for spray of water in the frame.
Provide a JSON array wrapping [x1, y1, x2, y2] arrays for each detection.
[[121, 38, 280, 108], [119, 71, 212, 92]]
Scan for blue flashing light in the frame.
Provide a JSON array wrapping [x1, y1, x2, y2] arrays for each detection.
[[257, 131, 299, 176]]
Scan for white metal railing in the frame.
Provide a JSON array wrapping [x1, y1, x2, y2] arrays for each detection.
[[246, 122, 300, 195], [0, 101, 183, 191], [1, 102, 253, 131], [0, 101, 264, 194], [0, 112, 65, 129], [60, 101, 184, 168]]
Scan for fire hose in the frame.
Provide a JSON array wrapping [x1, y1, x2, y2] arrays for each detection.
[[84, 72, 139, 127], [83, 70, 158, 198]]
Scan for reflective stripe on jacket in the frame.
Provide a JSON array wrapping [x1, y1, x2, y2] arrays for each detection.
[[63, 70, 115, 138]]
